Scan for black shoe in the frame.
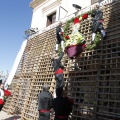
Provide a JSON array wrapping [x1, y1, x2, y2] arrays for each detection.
[[55, 50, 58, 53], [103, 35, 107, 40]]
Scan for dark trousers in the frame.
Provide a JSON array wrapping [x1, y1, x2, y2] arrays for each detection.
[[55, 74, 64, 88], [54, 116, 68, 120], [0, 104, 3, 111], [56, 35, 64, 44], [92, 21, 104, 33], [38, 112, 50, 120]]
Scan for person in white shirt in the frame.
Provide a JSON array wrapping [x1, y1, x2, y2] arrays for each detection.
[[55, 22, 65, 52], [0, 83, 4, 111]]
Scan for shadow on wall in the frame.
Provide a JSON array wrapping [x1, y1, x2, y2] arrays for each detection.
[[4, 115, 21, 120], [67, 0, 120, 120], [95, 0, 120, 120]]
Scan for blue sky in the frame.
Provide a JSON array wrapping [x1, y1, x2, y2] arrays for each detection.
[[0, 0, 32, 75]]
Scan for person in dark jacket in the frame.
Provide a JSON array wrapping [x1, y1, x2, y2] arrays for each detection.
[[38, 84, 53, 120], [53, 88, 73, 120], [91, 5, 106, 44], [55, 22, 64, 52], [51, 52, 64, 89]]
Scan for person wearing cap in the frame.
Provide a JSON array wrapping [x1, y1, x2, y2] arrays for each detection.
[[55, 22, 64, 52], [53, 88, 73, 120], [51, 52, 64, 89], [91, 5, 106, 44], [38, 84, 53, 120]]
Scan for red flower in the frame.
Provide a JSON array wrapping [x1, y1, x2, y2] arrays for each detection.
[[65, 35, 70, 39], [4, 90, 11, 97], [74, 17, 80, 24], [82, 13, 88, 19], [0, 99, 4, 104]]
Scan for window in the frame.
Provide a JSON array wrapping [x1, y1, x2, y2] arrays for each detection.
[[46, 12, 56, 26]]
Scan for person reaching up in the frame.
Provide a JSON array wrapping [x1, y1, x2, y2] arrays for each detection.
[[91, 5, 106, 44], [51, 52, 64, 89]]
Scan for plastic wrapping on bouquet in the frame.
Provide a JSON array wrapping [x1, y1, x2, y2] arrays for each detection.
[[65, 44, 86, 59]]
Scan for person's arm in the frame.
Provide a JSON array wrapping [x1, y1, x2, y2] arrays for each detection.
[[91, 10, 96, 18], [58, 52, 64, 62], [98, 10, 103, 20], [38, 94, 40, 111], [49, 93, 53, 109], [52, 99, 55, 111], [56, 26, 60, 35]]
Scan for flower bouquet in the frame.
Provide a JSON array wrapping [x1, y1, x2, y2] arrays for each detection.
[[65, 32, 86, 59]]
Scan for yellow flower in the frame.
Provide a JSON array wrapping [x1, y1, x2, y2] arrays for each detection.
[[79, 16, 82, 21]]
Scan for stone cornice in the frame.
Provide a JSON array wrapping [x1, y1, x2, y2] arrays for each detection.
[[42, 0, 62, 14], [30, 0, 47, 9]]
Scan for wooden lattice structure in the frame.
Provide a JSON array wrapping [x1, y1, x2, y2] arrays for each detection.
[[4, 1, 120, 120]]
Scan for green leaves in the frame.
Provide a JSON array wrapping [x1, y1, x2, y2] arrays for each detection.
[[86, 32, 101, 50]]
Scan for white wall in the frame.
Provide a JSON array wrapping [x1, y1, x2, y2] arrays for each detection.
[[31, 0, 91, 30], [61, 0, 91, 15], [31, 8, 43, 29]]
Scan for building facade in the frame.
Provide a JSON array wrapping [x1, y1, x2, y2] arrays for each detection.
[[30, 0, 94, 30]]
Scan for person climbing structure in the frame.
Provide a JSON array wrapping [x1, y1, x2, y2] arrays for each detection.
[[53, 88, 73, 120], [55, 22, 64, 52], [51, 52, 64, 89], [91, 5, 106, 44]]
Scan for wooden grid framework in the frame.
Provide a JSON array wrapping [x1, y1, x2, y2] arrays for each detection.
[[4, 1, 120, 120]]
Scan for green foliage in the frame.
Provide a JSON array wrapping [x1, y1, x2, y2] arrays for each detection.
[[87, 10, 93, 15], [63, 9, 99, 52], [64, 10, 93, 36], [58, 45, 62, 56], [86, 32, 101, 50], [77, 14, 82, 18], [64, 20, 71, 36], [69, 17, 74, 23]]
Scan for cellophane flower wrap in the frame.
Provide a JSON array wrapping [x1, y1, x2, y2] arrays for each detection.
[[65, 32, 85, 48]]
